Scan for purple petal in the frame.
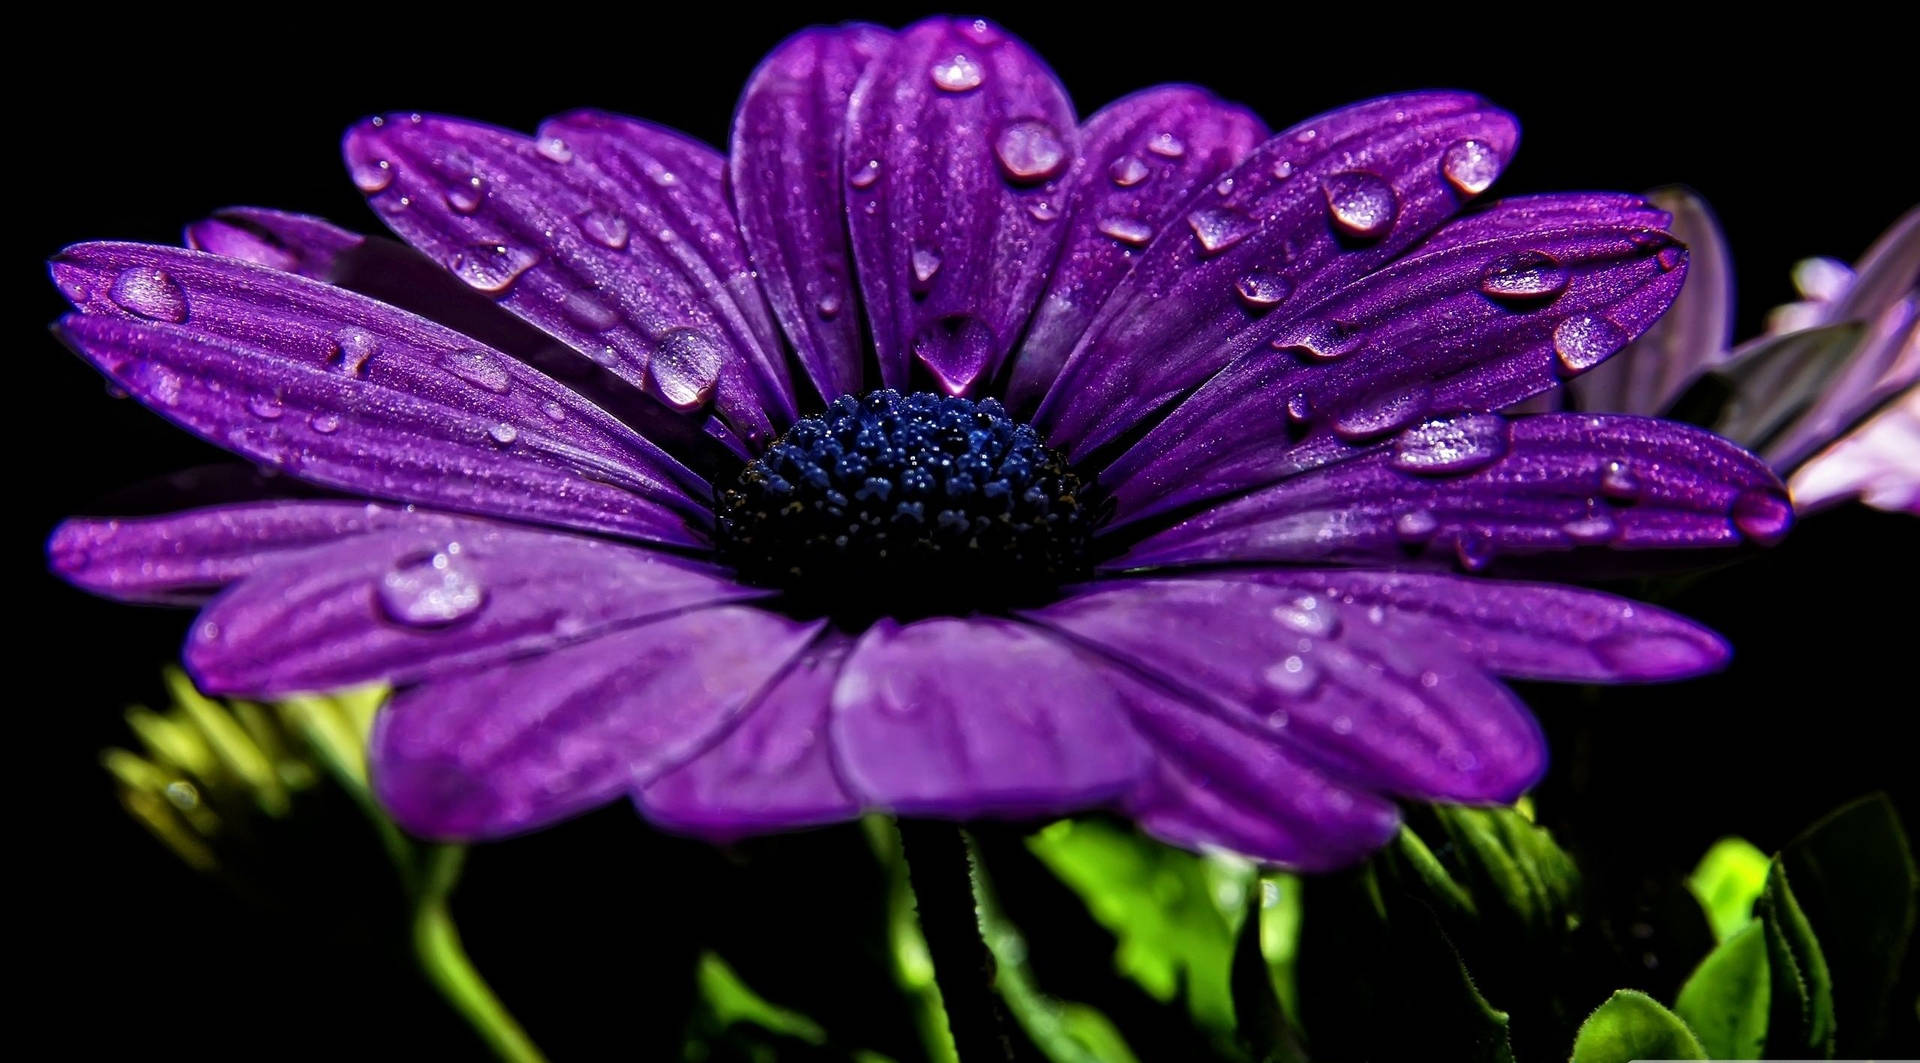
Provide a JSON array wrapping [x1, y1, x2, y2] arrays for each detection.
[[1030, 577, 1544, 804], [845, 17, 1078, 394], [1102, 193, 1684, 525], [1763, 255, 1919, 472], [187, 523, 763, 695], [730, 24, 892, 403], [1120, 690, 1401, 870], [639, 632, 861, 837], [1824, 204, 1920, 329], [51, 242, 706, 546], [829, 617, 1149, 817], [184, 207, 365, 280], [1223, 569, 1728, 682], [343, 112, 794, 444], [49, 500, 468, 604], [1004, 85, 1268, 415], [371, 605, 822, 839], [1571, 188, 1733, 415], [1035, 93, 1521, 459], [1116, 413, 1789, 573]]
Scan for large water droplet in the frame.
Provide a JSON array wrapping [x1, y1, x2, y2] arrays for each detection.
[[563, 290, 621, 332], [1235, 271, 1291, 309], [379, 547, 485, 626], [446, 175, 486, 214], [1480, 250, 1569, 303], [1187, 207, 1254, 255], [912, 315, 996, 395], [109, 267, 188, 322], [1109, 154, 1150, 187], [1552, 314, 1629, 374], [652, 329, 723, 410], [1333, 385, 1432, 440], [1323, 172, 1398, 239], [1730, 488, 1792, 545], [849, 159, 881, 189], [332, 328, 378, 376], [350, 156, 393, 193], [930, 53, 984, 92], [1274, 320, 1361, 362], [578, 210, 630, 250], [1146, 132, 1186, 158], [1442, 139, 1502, 196], [1391, 414, 1510, 474], [452, 243, 539, 294], [1098, 216, 1154, 247], [441, 348, 513, 394], [994, 119, 1066, 182]]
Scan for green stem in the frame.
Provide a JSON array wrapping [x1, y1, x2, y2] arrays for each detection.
[[898, 820, 1026, 1063], [411, 846, 549, 1063]]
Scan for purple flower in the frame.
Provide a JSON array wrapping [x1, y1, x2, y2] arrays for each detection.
[[45, 18, 1790, 870]]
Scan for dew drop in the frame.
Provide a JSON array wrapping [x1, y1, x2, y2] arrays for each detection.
[[1600, 460, 1641, 501], [1286, 393, 1315, 425], [488, 422, 518, 445], [958, 18, 1001, 44], [441, 348, 513, 394], [446, 175, 486, 214], [1442, 138, 1502, 196], [1480, 250, 1569, 303], [563, 290, 621, 332], [1109, 154, 1150, 187], [1264, 654, 1320, 696], [1272, 159, 1295, 180], [994, 119, 1067, 182], [1455, 529, 1494, 571], [109, 267, 188, 322], [1658, 246, 1687, 273], [350, 156, 393, 193], [1027, 200, 1060, 222], [1273, 597, 1337, 636], [1730, 488, 1792, 545], [1330, 714, 1355, 735], [246, 393, 285, 420], [1323, 172, 1398, 239], [849, 159, 882, 189], [452, 243, 539, 294], [1391, 414, 1510, 474], [1332, 385, 1431, 440], [911, 245, 944, 288], [331, 327, 378, 376], [1395, 509, 1440, 543], [578, 210, 630, 250], [912, 315, 996, 396], [1274, 320, 1360, 362], [309, 412, 342, 435], [536, 136, 573, 163], [379, 547, 485, 626], [1186, 207, 1254, 255], [930, 53, 984, 92], [1552, 314, 1629, 374], [1235, 271, 1291, 309], [541, 401, 567, 422], [1146, 131, 1186, 158], [816, 292, 843, 319], [1098, 216, 1154, 247], [652, 329, 724, 410], [1561, 513, 1619, 544]]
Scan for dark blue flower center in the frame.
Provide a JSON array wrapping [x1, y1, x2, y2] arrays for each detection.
[[716, 390, 1096, 618]]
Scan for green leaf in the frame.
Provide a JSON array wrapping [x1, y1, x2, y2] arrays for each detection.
[[1027, 819, 1251, 1032], [1780, 793, 1918, 1053], [1568, 990, 1706, 1063], [1394, 804, 1580, 940], [1686, 836, 1769, 942], [1756, 859, 1836, 1057], [1674, 919, 1769, 1059], [1231, 889, 1304, 1063]]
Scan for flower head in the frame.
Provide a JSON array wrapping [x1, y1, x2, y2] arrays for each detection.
[[47, 18, 1789, 869]]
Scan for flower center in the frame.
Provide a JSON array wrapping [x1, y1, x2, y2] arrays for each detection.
[[716, 390, 1096, 619]]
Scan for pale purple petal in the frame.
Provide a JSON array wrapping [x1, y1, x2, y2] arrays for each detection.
[[1763, 275, 1919, 471], [51, 242, 707, 545], [1035, 93, 1521, 459], [1822, 205, 1920, 328], [1004, 85, 1267, 414], [639, 632, 861, 837], [845, 17, 1078, 394], [184, 207, 365, 280], [1116, 413, 1789, 573], [829, 617, 1149, 816], [187, 524, 764, 695], [1030, 578, 1545, 803], [730, 24, 892, 402], [1571, 187, 1734, 415], [1101, 193, 1684, 525], [344, 113, 794, 444], [1789, 385, 1920, 514], [371, 605, 822, 839]]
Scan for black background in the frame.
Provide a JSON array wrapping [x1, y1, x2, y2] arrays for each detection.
[[18, 7, 1916, 1060]]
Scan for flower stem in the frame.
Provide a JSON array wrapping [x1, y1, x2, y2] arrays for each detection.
[[411, 845, 549, 1063], [898, 820, 1025, 1063]]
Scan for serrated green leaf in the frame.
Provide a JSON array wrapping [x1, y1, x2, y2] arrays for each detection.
[[1568, 990, 1705, 1063], [1687, 836, 1769, 942], [1781, 793, 1917, 1053], [1757, 859, 1836, 1057], [1674, 919, 1769, 1059]]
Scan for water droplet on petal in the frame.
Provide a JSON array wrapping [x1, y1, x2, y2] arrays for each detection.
[[1455, 529, 1494, 571], [309, 412, 342, 435], [912, 315, 996, 396], [1027, 200, 1060, 222], [1187, 207, 1254, 255], [930, 53, 984, 92], [488, 422, 518, 445], [1480, 250, 1569, 303], [1109, 154, 1150, 186], [109, 267, 188, 322], [1274, 320, 1360, 362], [1264, 654, 1320, 695], [1561, 513, 1619, 544], [1146, 131, 1185, 158], [1323, 172, 1398, 239], [578, 210, 630, 250], [441, 348, 513, 394], [1273, 597, 1338, 636], [1442, 138, 1502, 196], [1235, 271, 1291, 309], [1730, 488, 1792, 545], [351, 156, 393, 193], [563, 290, 621, 332], [452, 243, 539, 294], [911, 245, 944, 289], [379, 548, 485, 626], [536, 136, 573, 163], [1333, 385, 1431, 440], [1658, 246, 1687, 272], [958, 17, 1001, 44], [1552, 314, 1629, 374], [816, 292, 843, 319], [994, 119, 1066, 182], [1098, 216, 1154, 247], [1601, 461, 1640, 501], [652, 329, 723, 410], [246, 393, 285, 420], [1272, 159, 1295, 181], [446, 175, 486, 214], [541, 401, 567, 422], [849, 159, 882, 189], [1395, 509, 1440, 543], [1286, 393, 1315, 425], [1391, 414, 1510, 474]]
